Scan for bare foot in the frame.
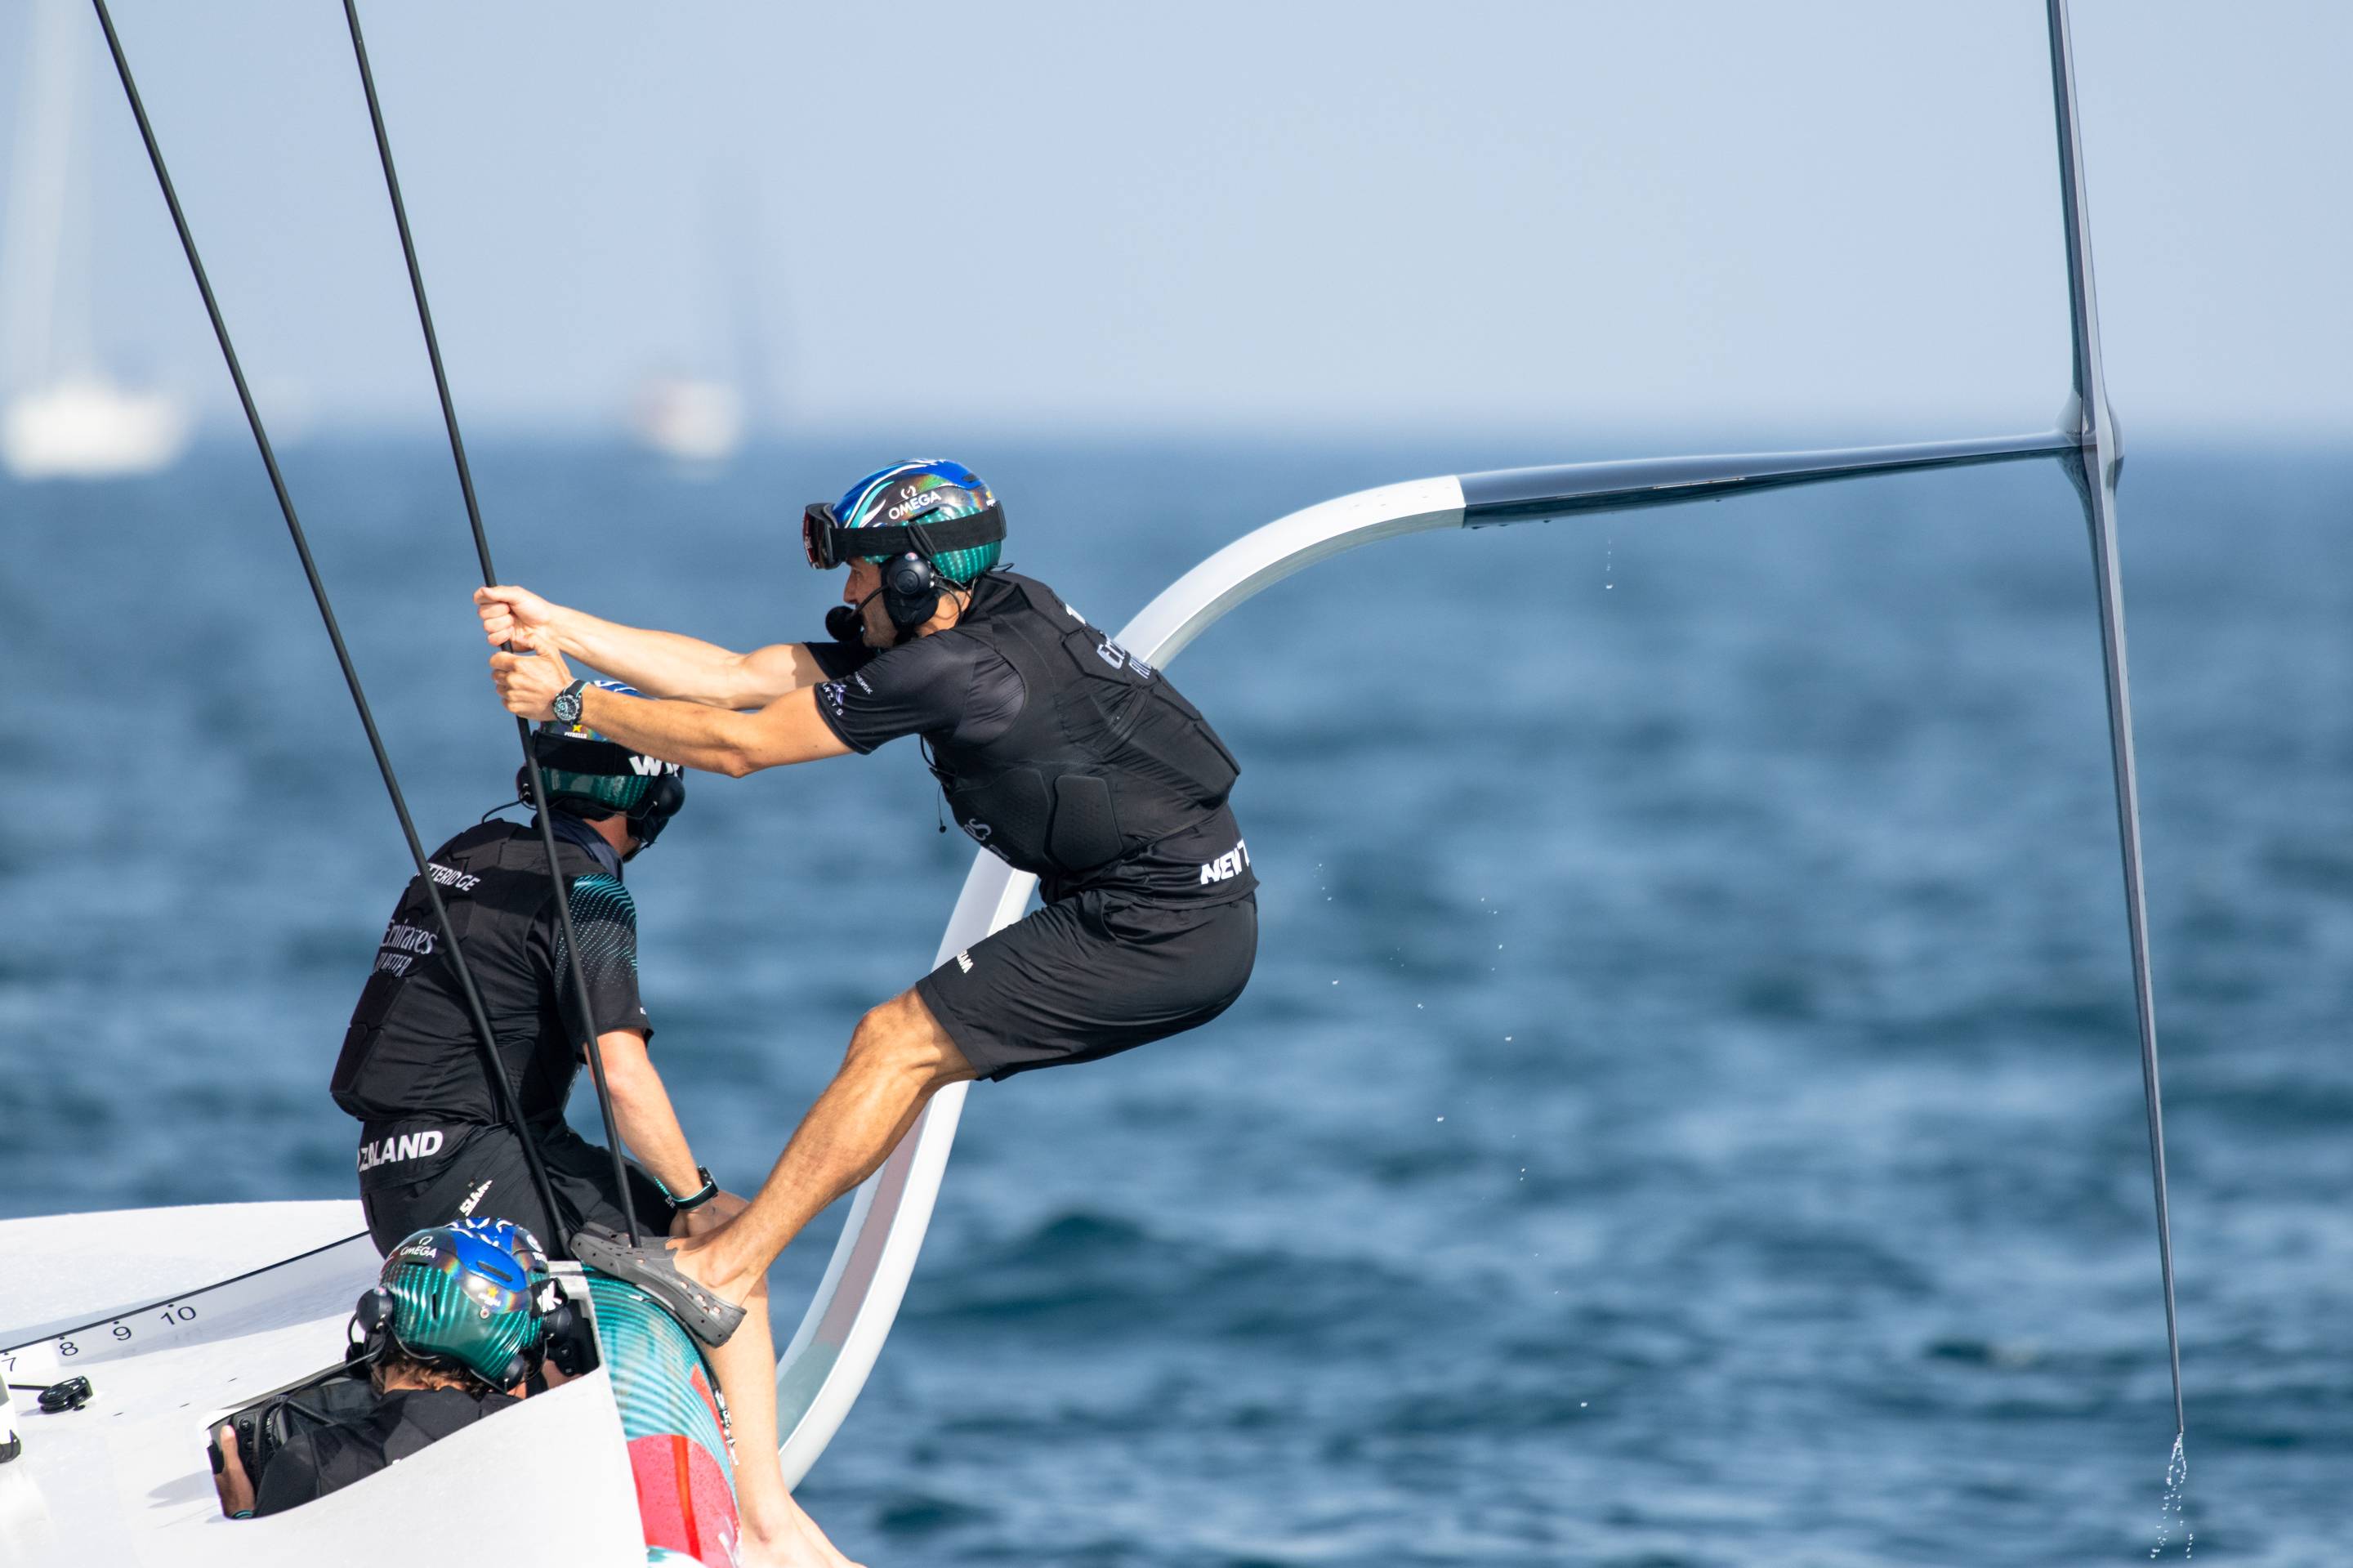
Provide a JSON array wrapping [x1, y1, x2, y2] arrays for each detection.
[[735, 1511, 863, 1568], [731, 1519, 793, 1568], [732, 1520, 796, 1568], [737, 1490, 863, 1568], [790, 1503, 864, 1568]]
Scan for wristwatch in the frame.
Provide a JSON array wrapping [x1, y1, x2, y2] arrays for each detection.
[[551, 678, 589, 727], [660, 1166, 720, 1213]]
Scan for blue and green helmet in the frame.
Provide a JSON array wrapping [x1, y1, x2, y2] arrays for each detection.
[[524, 679, 685, 844], [377, 1219, 553, 1385], [829, 459, 1002, 585]]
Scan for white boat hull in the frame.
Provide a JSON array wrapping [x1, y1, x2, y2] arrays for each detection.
[[0, 1201, 647, 1566], [2, 382, 190, 480]]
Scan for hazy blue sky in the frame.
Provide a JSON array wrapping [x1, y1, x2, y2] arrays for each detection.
[[5, 1, 2346, 440]]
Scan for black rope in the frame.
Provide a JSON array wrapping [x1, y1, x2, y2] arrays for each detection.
[[339, 0, 641, 1247], [87, 0, 570, 1247]]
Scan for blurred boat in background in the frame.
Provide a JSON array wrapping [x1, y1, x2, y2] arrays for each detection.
[[625, 173, 779, 469], [629, 372, 743, 465], [4, 377, 189, 478]]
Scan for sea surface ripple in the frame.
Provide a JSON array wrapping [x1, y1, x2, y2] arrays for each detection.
[[2, 436, 2346, 1564]]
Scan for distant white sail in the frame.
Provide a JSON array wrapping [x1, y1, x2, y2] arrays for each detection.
[[2, 0, 190, 480]]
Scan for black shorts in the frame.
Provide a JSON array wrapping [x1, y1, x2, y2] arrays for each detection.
[[915, 889, 1257, 1082], [356, 1118, 668, 1261]]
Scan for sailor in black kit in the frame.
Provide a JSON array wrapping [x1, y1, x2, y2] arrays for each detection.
[[808, 566, 1257, 1080], [478, 458, 1257, 1344], [329, 701, 864, 1568], [330, 696, 712, 1259]]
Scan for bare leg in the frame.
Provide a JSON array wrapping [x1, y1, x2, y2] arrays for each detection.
[[702, 1280, 863, 1568], [674, 989, 975, 1307]]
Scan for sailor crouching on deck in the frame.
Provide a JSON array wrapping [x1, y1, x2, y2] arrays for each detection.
[[479, 458, 1258, 1345], [329, 705, 858, 1568], [209, 1221, 542, 1518]]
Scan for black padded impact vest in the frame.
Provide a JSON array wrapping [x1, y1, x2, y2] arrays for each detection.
[[928, 572, 1254, 905], [330, 821, 603, 1127], [252, 1386, 519, 1517]]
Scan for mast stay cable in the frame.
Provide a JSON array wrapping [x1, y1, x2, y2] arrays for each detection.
[[85, 0, 574, 1244], [338, 0, 642, 1249], [2046, 0, 2183, 1440]]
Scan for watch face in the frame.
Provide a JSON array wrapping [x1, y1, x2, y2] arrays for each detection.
[[553, 687, 582, 721]]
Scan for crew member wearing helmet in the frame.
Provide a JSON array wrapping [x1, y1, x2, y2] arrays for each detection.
[[330, 692, 705, 1258], [328, 707, 856, 1568], [208, 1220, 547, 1517], [478, 459, 1257, 1345]]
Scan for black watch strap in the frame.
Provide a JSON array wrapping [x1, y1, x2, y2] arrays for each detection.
[[666, 1166, 720, 1212], [552, 678, 588, 724]]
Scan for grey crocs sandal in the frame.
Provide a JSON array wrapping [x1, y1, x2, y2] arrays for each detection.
[[570, 1223, 748, 1349]]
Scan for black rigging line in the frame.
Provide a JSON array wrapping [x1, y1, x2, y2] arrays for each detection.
[[338, 0, 641, 1249], [87, 0, 570, 1245]]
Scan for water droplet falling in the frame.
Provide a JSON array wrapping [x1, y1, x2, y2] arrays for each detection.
[[2149, 1432, 2191, 1559]]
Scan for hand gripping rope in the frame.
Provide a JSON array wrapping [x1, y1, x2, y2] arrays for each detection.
[[89, 0, 583, 1249]]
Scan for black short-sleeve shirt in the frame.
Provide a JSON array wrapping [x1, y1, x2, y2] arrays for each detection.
[[333, 820, 652, 1128], [537, 870, 650, 1047], [810, 632, 1026, 755]]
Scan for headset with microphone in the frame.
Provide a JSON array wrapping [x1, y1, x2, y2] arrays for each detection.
[[351, 1279, 578, 1388], [350, 1221, 582, 1389], [806, 498, 1006, 645]]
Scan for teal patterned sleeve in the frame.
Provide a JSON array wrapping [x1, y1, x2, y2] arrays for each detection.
[[548, 873, 654, 1044]]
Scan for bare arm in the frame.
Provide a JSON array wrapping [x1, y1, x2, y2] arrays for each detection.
[[476, 585, 833, 708], [209, 1426, 257, 1518], [490, 632, 851, 775], [596, 1028, 701, 1200]]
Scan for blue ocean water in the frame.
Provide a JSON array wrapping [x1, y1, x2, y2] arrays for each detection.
[[2, 435, 2347, 1565]]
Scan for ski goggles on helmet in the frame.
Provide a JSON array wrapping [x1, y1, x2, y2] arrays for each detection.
[[801, 498, 1006, 571]]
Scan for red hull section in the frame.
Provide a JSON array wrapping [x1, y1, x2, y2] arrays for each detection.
[[628, 1432, 741, 1566]]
